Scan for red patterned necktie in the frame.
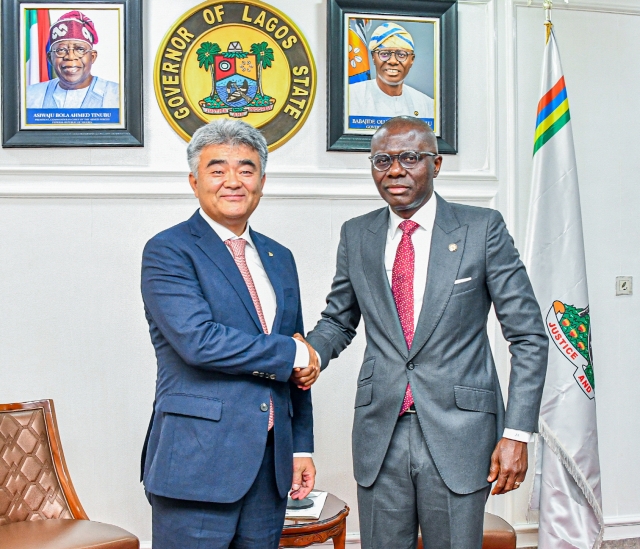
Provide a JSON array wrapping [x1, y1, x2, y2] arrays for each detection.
[[225, 238, 274, 430], [392, 220, 420, 416]]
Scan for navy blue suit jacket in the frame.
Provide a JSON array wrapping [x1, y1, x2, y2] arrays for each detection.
[[141, 211, 314, 502]]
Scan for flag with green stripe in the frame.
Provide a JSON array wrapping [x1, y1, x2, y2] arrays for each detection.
[[25, 8, 52, 86], [525, 27, 604, 549]]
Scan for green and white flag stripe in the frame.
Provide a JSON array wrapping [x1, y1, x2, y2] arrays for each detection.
[[25, 9, 51, 86]]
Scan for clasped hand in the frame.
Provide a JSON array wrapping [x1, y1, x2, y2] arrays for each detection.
[[290, 333, 320, 390]]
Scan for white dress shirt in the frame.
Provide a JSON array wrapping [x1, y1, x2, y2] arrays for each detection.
[[384, 200, 531, 443], [199, 210, 313, 456]]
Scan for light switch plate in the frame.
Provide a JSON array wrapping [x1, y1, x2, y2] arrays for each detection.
[[616, 276, 633, 296]]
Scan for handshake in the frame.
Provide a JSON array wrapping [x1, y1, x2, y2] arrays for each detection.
[[290, 333, 320, 390]]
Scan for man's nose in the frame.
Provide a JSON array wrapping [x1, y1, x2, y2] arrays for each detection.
[[224, 173, 242, 187], [387, 157, 406, 176]]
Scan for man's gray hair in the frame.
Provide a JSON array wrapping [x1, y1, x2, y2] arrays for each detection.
[[187, 119, 268, 178]]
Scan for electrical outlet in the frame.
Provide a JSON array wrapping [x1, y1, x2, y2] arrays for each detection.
[[616, 276, 633, 296]]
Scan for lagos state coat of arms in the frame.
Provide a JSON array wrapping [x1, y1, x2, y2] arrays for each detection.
[[154, 0, 316, 150]]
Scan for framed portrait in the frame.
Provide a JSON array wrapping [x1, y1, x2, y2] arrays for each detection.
[[2, 0, 143, 147], [327, 0, 457, 153]]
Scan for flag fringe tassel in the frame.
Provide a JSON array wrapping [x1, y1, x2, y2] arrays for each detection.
[[538, 418, 605, 549]]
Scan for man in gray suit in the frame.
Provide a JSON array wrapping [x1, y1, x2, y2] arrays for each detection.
[[301, 117, 548, 548]]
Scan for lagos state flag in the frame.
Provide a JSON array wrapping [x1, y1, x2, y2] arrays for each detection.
[[348, 19, 370, 84], [25, 9, 52, 86], [524, 26, 604, 549]]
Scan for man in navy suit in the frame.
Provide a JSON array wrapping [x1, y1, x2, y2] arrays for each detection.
[[141, 119, 318, 549]]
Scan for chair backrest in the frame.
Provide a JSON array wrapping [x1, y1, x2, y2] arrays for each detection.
[[0, 399, 87, 525]]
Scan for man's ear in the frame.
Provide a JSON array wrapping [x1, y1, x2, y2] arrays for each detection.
[[433, 155, 443, 178], [188, 173, 199, 197], [259, 173, 266, 196]]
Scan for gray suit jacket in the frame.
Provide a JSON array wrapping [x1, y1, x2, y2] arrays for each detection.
[[306, 194, 548, 495]]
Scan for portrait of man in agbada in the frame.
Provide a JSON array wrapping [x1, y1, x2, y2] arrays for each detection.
[[26, 10, 120, 110], [348, 21, 435, 128]]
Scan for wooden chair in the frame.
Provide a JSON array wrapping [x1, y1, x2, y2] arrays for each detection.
[[0, 399, 139, 548], [417, 512, 517, 549]]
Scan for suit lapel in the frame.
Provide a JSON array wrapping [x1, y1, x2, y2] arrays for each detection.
[[409, 195, 467, 360], [189, 213, 263, 333], [362, 208, 408, 358], [251, 229, 285, 335]]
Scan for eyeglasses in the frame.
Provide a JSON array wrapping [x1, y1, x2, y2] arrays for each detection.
[[49, 46, 93, 58], [373, 49, 413, 62], [369, 151, 438, 172]]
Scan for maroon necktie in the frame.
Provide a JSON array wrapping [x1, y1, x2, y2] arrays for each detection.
[[225, 238, 274, 430], [392, 220, 420, 416]]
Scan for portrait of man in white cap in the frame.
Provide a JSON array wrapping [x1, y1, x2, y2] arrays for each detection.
[[26, 10, 120, 110], [348, 21, 435, 127]]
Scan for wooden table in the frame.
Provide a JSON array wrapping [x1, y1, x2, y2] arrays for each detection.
[[280, 493, 349, 548]]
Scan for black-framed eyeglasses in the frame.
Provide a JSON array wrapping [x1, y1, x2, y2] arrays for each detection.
[[373, 49, 413, 62], [49, 46, 93, 58], [369, 151, 438, 172]]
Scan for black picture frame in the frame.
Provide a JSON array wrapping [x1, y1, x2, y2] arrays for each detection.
[[327, 0, 457, 153], [2, 0, 143, 147]]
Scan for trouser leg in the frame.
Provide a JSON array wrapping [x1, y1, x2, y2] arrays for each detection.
[[151, 493, 240, 549], [357, 414, 489, 549], [150, 435, 286, 549], [357, 416, 418, 549], [411, 415, 489, 549], [232, 438, 287, 549]]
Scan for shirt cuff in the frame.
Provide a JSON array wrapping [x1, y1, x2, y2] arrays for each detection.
[[293, 452, 313, 458], [293, 339, 310, 368], [503, 428, 533, 443]]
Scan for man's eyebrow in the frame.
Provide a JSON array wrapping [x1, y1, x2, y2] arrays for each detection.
[[236, 159, 257, 169], [205, 158, 227, 169]]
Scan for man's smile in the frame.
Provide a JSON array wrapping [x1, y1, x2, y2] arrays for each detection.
[[60, 64, 82, 73]]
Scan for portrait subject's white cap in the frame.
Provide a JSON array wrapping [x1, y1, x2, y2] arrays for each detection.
[[368, 22, 415, 52]]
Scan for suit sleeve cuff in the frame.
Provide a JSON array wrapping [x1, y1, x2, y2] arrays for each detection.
[[503, 428, 532, 443], [293, 452, 313, 458]]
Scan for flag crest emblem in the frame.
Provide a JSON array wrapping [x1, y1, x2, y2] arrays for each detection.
[[546, 300, 594, 398]]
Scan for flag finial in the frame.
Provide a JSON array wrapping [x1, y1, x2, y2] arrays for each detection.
[[544, 1, 553, 43], [526, 0, 569, 8]]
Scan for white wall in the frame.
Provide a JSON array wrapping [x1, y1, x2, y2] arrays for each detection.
[[0, 0, 638, 546]]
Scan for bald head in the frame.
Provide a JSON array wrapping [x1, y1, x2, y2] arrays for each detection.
[[372, 116, 438, 153]]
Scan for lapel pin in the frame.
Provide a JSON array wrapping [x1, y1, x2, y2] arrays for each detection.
[[268, 252, 274, 257], [449, 243, 458, 252]]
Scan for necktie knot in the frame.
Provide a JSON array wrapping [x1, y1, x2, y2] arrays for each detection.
[[399, 219, 420, 238], [225, 238, 247, 259]]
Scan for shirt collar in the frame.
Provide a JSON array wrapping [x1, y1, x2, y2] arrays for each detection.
[[388, 193, 437, 235], [199, 208, 255, 249]]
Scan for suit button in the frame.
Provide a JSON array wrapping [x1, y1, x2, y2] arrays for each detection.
[[270, 374, 276, 380], [407, 361, 415, 370], [260, 403, 269, 412], [253, 371, 259, 376]]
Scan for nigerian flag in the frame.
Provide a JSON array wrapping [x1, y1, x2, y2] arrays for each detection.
[[524, 25, 604, 549], [25, 9, 52, 86]]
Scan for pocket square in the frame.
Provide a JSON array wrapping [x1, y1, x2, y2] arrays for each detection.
[[454, 277, 472, 285]]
